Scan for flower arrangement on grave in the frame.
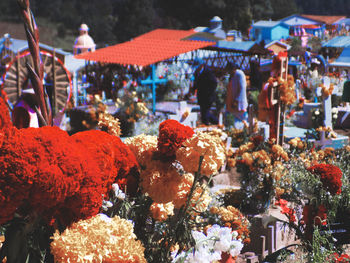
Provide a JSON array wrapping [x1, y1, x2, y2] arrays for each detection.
[[115, 90, 149, 124], [0, 121, 140, 261], [100, 119, 248, 263], [279, 75, 297, 105], [226, 121, 259, 148], [262, 143, 350, 261], [1, 91, 246, 263], [209, 205, 251, 244], [226, 135, 290, 214], [65, 94, 121, 135]]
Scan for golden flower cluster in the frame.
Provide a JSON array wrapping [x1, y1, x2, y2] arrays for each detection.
[[50, 214, 146, 263], [196, 127, 228, 142], [176, 132, 226, 177], [299, 147, 335, 168], [288, 137, 306, 150], [124, 134, 157, 167], [279, 75, 296, 105], [188, 187, 212, 213], [316, 126, 337, 139], [270, 161, 286, 181], [271, 144, 289, 161], [236, 142, 255, 155], [98, 112, 121, 137], [150, 202, 174, 221], [115, 91, 149, 123], [140, 160, 197, 209]]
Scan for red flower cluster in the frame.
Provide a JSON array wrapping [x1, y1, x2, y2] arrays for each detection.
[[275, 199, 296, 223], [333, 253, 350, 263], [302, 204, 327, 227], [72, 130, 139, 195], [302, 204, 328, 241], [0, 127, 139, 227], [157, 119, 194, 159], [0, 96, 12, 132], [308, 164, 342, 195]]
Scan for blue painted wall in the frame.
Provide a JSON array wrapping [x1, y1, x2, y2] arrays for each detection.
[[271, 25, 289, 40], [253, 24, 289, 41]]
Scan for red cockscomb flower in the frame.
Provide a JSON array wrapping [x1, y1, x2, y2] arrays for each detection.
[[0, 96, 12, 132], [0, 126, 102, 226], [308, 164, 342, 195], [72, 130, 140, 196], [0, 126, 141, 227], [157, 119, 194, 160]]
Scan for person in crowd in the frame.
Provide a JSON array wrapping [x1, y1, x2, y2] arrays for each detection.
[[304, 47, 312, 68], [225, 62, 248, 129], [11, 78, 43, 128], [258, 56, 281, 139], [190, 59, 218, 125], [249, 59, 263, 91]]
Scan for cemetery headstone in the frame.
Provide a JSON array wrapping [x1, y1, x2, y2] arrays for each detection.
[[168, 101, 198, 128], [323, 76, 332, 128]]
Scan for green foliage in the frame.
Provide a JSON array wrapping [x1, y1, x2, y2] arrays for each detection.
[[308, 37, 323, 54], [1, 0, 348, 49]]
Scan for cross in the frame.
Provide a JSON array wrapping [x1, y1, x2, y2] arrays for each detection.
[[140, 64, 167, 113]]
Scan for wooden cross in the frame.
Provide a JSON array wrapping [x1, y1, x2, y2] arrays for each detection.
[[276, 52, 288, 145], [140, 64, 167, 113]]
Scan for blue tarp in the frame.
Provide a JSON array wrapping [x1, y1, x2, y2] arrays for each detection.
[[0, 37, 69, 55], [215, 41, 256, 52], [333, 18, 350, 26], [330, 48, 350, 67], [322, 36, 350, 48]]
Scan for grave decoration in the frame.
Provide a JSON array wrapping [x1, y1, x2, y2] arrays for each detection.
[[0, 94, 250, 262], [260, 145, 350, 262]]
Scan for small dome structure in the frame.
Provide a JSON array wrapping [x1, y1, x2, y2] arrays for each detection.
[[73, 24, 96, 55]]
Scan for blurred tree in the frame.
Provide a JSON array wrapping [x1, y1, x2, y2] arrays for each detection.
[[250, 0, 273, 20], [270, 0, 298, 20]]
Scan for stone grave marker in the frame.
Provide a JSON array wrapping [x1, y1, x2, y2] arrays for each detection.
[[168, 101, 198, 127], [323, 76, 332, 128]]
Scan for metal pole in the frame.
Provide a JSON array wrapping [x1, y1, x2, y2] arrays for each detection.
[[52, 48, 57, 115], [152, 64, 156, 113], [16, 54, 21, 99]]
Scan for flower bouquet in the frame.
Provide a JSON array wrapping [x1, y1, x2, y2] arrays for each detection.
[[227, 135, 289, 214], [0, 95, 250, 263], [114, 89, 149, 136]]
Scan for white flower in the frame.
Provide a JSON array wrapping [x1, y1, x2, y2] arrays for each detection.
[[112, 183, 126, 200], [173, 225, 244, 263], [229, 240, 244, 257], [101, 200, 113, 211], [315, 110, 320, 115], [331, 107, 338, 114], [333, 114, 338, 119]]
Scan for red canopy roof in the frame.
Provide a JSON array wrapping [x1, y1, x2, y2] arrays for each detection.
[[76, 29, 214, 67], [301, 15, 346, 25]]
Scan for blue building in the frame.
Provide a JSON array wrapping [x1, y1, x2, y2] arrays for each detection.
[[280, 15, 325, 38], [194, 16, 227, 40], [251, 20, 289, 42]]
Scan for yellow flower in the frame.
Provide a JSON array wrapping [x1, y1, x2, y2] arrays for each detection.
[[124, 134, 157, 167], [150, 202, 174, 221], [140, 160, 194, 205], [176, 132, 226, 177], [50, 214, 146, 263]]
